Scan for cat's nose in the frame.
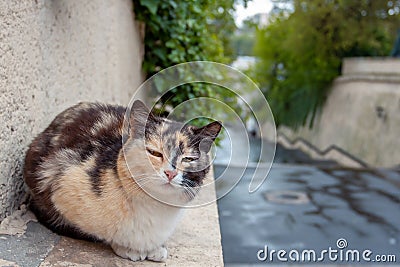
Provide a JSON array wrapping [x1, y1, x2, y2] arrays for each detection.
[[164, 170, 178, 181]]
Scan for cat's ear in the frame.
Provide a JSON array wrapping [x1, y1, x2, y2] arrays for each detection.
[[131, 100, 150, 117], [194, 121, 222, 152], [129, 100, 153, 138]]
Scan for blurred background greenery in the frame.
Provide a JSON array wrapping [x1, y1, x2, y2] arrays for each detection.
[[132, 0, 400, 128], [250, 0, 400, 128]]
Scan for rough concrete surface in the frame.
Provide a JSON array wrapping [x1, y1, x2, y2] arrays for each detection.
[[0, 222, 60, 267], [342, 57, 400, 76], [0, 205, 37, 236], [0, 0, 144, 220], [0, 177, 223, 267], [280, 58, 400, 168]]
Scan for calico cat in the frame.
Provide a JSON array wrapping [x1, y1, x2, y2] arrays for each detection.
[[23, 100, 221, 262]]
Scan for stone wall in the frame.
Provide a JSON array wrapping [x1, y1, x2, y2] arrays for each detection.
[[279, 58, 400, 168], [0, 0, 144, 220]]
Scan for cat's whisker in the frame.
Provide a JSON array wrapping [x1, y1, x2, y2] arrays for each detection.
[[184, 189, 196, 200], [182, 184, 197, 200]]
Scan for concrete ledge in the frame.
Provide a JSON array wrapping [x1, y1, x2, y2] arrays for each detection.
[[336, 74, 400, 84], [0, 174, 223, 267], [342, 57, 400, 76]]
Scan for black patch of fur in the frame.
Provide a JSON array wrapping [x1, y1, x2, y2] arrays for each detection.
[[182, 165, 210, 187], [77, 142, 96, 162], [87, 139, 122, 196], [178, 141, 184, 154]]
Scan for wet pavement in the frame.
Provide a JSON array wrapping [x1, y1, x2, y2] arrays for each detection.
[[215, 134, 400, 265]]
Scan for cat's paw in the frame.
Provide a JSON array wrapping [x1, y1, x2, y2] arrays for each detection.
[[147, 246, 168, 262], [111, 243, 146, 262]]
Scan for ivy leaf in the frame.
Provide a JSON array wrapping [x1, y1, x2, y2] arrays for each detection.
[[139, 0, 159, 14], [152, 48, 167, 61], [165, 40, 176, 48]]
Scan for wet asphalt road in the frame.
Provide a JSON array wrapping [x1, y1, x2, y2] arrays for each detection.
[[214, 135, 400, 265]]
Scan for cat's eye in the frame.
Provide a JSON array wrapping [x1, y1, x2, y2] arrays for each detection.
[[182, 156, 198, 163], [146, 148, 163, 158]]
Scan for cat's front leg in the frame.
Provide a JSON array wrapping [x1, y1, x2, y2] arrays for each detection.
[[111, 242, 146, 262], [147, 246, 168, 262]]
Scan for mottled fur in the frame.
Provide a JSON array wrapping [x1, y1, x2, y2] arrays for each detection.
[[24, 100, 221, 262]]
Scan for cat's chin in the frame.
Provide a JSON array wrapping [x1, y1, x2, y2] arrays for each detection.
[[139, 184, 194, 206]]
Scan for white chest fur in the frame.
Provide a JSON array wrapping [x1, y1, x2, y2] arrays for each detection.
[[111, 196, 183, 252]]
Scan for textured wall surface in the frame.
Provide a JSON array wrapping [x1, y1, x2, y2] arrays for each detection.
[[0, 0, 144, 220], [280, 58, 400, 168]]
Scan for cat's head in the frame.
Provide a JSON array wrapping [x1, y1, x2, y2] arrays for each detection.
[[121, 100, 222, 205]]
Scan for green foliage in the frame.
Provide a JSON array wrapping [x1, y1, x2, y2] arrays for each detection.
[[252, 0, 400, 128], [132, 0, 242, 74], [132, 0, 250, 129]]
